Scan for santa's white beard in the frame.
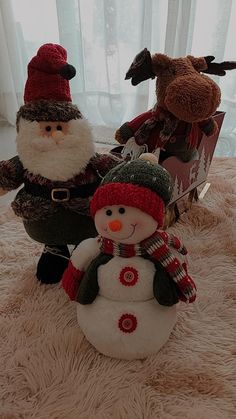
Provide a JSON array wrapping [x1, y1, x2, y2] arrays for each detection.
[[17, 118, 95, 181]]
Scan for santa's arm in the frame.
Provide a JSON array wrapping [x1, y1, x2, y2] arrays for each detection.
[[0, 156, 24, 195], [115, 109, 155, 144], [61, 237, 100, 300]]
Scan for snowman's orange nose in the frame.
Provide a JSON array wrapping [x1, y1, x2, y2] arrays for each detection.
[[108, 219, 122, 232]]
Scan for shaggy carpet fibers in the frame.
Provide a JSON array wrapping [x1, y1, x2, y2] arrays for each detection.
[[0, 158, 236, 419]]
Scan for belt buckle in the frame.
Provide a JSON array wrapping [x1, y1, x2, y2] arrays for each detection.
[[51, 188, 70, 202]]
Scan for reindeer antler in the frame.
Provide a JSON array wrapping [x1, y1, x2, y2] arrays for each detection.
[[125, 48, 155, 85], [203, 56, 236, 76]]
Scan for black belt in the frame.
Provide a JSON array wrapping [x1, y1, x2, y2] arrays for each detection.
[[24, 180, 101, 202]]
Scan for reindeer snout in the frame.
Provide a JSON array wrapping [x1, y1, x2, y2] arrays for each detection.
[[164, 74, 221, 123]]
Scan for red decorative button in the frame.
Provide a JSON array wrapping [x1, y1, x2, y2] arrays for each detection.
[[118, 313, 137, 333], [119, 267, 138, 286]]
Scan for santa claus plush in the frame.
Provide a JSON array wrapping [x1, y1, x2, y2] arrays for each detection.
[[0, 43, 120, 284]]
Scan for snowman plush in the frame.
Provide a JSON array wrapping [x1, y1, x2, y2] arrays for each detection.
[[62, 154, 196, 360], [0, 44, 120, 284]]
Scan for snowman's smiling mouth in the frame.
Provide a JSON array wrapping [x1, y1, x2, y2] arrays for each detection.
[[106, 224, 137, 240]]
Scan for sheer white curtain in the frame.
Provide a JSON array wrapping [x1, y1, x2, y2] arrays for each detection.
[[56, 0, 168, 127], [1, 0, 236, 155], [0, 0, 25, 125]]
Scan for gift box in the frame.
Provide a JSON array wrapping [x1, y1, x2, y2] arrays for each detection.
[[163, 111, 225, 226], [110, 111, 225, 227]]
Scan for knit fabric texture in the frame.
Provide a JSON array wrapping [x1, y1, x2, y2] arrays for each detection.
[[90, 159, 173, 226], [101, 159, 173, 203], [0, 153, 121, 222], [133, 107, 179, 147], [90, 183, 165, 227], [16, 100, 82, 128], [62, 230, 196, 304], [62, 260, 85, 301], [24, 43, 76, 103], [99, 230, 187, 258], [98, 232, 196, 303], [0, 156, 24, 191]]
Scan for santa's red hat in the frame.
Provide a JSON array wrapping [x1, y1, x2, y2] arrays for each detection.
[[24, 43, 76, 103]]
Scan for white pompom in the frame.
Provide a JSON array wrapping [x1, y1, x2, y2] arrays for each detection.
[[139, 152, 159, 165], [152, 147, 161, 161]]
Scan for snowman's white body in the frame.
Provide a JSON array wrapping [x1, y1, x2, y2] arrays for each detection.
[[63, 159, 195, 359], [76, 252, 177, 360]]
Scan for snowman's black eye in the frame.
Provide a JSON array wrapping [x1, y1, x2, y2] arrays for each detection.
[[118, 207, 125, 214], [45, 126, 51, 132], [106, 209, 112, 216], [56, 125, 62, 131]]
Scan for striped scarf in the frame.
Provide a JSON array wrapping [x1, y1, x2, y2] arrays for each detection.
[[99, 230, 196, 303]]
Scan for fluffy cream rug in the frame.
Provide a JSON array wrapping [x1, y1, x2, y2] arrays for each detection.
[[0, 158, 236, 419]]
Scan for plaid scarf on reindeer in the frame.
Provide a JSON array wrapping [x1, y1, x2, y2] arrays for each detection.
[[134, 106, 200, 150]]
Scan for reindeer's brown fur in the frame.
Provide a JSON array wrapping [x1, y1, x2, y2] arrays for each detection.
[[151, 54, 221, 122], [115, 49, 236, 162], [124, 49, 236, 123]]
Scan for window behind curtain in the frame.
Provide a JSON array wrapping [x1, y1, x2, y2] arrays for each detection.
[[8, 0, 236, 155]]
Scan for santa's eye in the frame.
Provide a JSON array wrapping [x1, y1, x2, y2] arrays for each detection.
[[56, 125, 62, 131], [106, 209, 112, 216], [45, 126, 51, 132], [118, 207, 125, 214]]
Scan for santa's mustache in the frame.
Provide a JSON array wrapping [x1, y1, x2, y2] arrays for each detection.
[[18, 132, 80, 152]]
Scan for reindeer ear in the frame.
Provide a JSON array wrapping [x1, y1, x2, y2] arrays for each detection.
[[204, 55, 215, 65], [187, 55, 210, 72], [151, 53, 172, 73], [125, 48, 155, 86], [202, 57, 236, 76]]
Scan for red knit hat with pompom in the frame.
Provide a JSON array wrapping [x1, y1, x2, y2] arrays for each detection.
[[24, 43, 76, 103]]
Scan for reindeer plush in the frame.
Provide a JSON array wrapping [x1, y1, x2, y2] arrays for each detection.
[[115, 49, 236, 162]]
